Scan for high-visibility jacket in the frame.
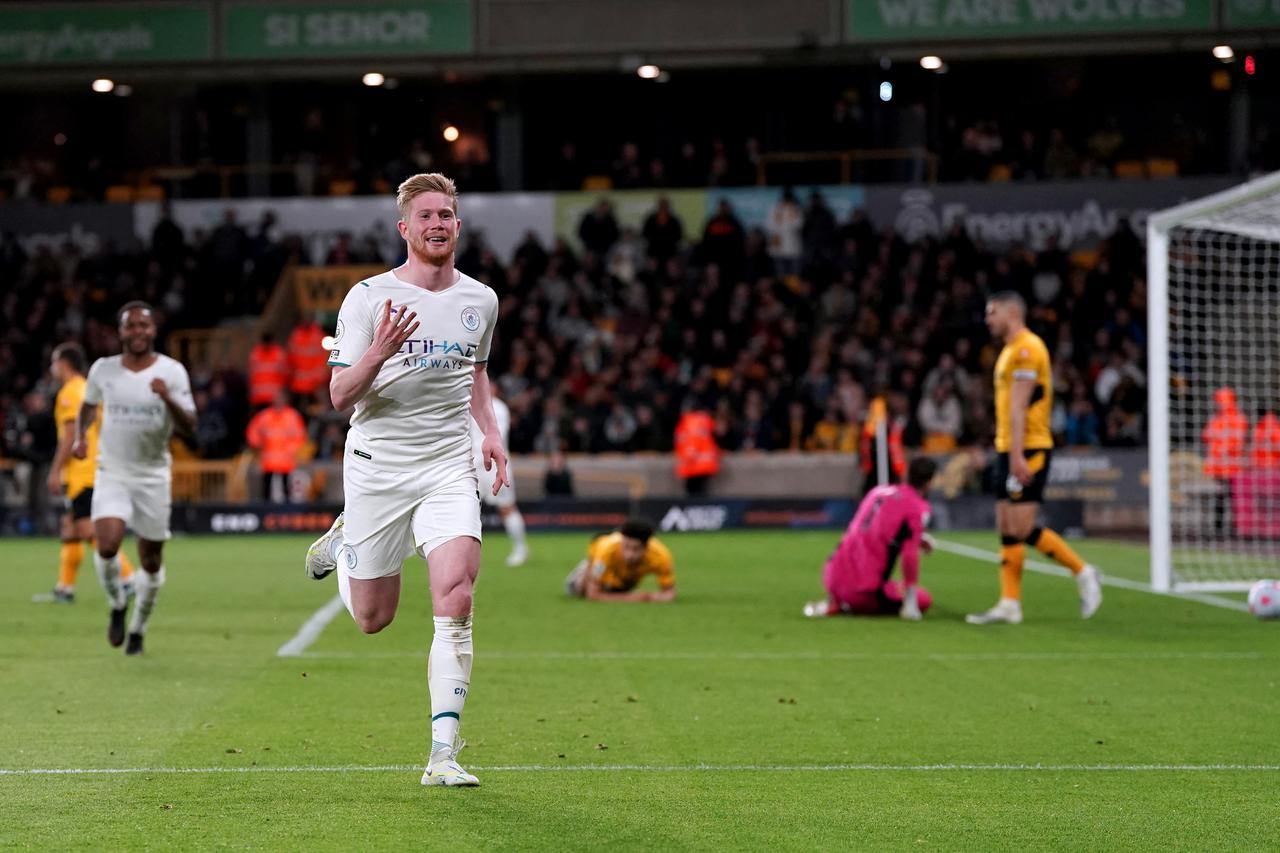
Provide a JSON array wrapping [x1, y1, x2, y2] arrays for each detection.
[[860, 396, 906, 479], [1250, 413, 1280, 469], [1202, 387, 1247, 479], [248, 342, 289, 407], [246, 405, 307, 474], [674, 411, 721, 479], [287, 322, 329, 395]]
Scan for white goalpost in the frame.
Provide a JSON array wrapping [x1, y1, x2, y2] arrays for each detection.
[[1148, 170, 1280, 593]]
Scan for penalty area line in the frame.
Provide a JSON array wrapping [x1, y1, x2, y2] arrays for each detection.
[[2, 763, 1277, 777], [276, 595, 345, 658], [931, 539, 1249, 613]]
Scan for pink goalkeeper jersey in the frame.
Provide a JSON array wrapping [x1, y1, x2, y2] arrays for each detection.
[[825, 484, 931, 596]]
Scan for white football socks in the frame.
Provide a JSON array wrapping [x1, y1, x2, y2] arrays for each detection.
[[128, 566, 165, 635], [93, 551, 126, 609], [503, 511, 527, 551], [428, 614, 473, 761]]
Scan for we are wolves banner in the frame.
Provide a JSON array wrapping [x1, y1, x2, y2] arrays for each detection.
[[846, 0, 1213, 41]]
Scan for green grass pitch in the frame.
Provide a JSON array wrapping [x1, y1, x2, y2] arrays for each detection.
[[2, 530, 1277, 851]]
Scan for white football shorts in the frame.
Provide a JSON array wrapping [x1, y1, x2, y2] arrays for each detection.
[[91, 470, 172, 541], [341, 450, 482, 580], [473, 455, 516, 508]]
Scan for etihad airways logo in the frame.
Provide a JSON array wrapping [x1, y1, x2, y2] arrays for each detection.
[[399, 338, 478, 370]]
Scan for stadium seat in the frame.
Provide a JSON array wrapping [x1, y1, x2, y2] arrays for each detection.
[[136, 184, 166, 201], [1146, 158, 1180, 178], [105, 185, 136, 203], [1114, 160, 1145, 179], [582, 175, 613, 190], [329, 179, 357, 196], [1070, 249, 1099, 270], [987, 164, 1013, 182], [45, 186, 72, 203]]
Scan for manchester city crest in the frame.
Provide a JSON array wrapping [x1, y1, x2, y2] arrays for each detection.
[[461, 306, 481, 332]]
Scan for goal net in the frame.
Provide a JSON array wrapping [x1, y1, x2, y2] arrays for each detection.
[[1148, 171, 1280, 592]]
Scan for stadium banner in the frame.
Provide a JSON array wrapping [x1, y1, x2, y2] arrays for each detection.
[[133, 192, 555, 269], [1224, 0, 1280, 27], [709, 186, 867, 233], [857, 176, 1234, 250], [0, 202, 137, 253], [554, 189, 707, 255], [222, 0, 472, 59], [844, 0, 1213, 41], [0, 3, 212, 65]]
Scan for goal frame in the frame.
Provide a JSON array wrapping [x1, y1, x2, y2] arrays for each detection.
[[1147, 170, 1280, 593]]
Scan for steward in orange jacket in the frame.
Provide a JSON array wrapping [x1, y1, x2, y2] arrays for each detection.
[[1202, 387, 1247, 480], [287, 318, 328, 397], [249, 333, 289, 408], [1250, 411, 1280, 469], [675, 407, 720, 496]]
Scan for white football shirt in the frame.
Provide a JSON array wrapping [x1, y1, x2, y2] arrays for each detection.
[[82, 354, 195, 478], [329, 269, 499, 469], [470, 396, 510, 466]]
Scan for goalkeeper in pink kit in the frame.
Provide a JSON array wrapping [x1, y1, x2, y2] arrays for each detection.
[[804, 457, 938, 620]]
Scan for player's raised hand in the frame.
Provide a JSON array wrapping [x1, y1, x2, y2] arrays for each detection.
[[150, 377, 169, 398], [371, 299, 419, 360], [481, 433, 510, 495]]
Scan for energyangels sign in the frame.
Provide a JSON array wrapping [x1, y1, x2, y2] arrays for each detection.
[[845, 0, 1213, 40]]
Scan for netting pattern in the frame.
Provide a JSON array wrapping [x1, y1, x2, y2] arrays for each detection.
[[1165, 225, 1280, 586]]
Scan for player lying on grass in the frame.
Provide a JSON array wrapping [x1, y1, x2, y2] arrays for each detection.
[[564, 519, 676, 602], [804, 457, 937, 620]]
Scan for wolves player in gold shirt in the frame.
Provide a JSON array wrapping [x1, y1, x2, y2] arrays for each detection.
[[967, 292, 1102, 625], [564, 519, 676, 602], [35, 343, 135, 603]]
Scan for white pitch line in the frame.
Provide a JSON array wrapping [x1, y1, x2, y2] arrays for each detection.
[[293, 649, 1269, 662], [276, 595, 345, 658], [2, 763, 1277, 777], [932, 539, 1250, 613]]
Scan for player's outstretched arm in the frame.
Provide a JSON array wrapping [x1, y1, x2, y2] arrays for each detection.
[[469, 364, 508, 495], [1008, 377, 1036, 484], [330, 299, 419, 410]]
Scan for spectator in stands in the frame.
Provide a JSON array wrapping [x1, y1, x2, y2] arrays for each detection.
[[641, 197, 684, 263], [917, 379, 963, 452], [248, 332, 289, 409], [245, 388, 308, 504], [1042, 129, 1079, 180], [806, 403, 856, 452], [802, 190, 837, 268], [577, 199, 620, 258], [701, 199, 746, 280], [1086, 117, 1126, 171], [544, 449, 575, 496], [209, 209, 251, 306], [1063, 381, 1100, 447], [766, 188, 804, 279], [611, 142, 644, 189], [287, 313, 329, 404]]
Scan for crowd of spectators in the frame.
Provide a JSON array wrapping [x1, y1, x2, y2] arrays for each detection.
[[1, 188, 1151, 488], [0, 199, 1152, 533]]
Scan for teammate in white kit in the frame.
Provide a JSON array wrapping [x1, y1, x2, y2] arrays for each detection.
[[469, 389, 530, 566], [304, 173, 506, 788], [73, 302, 196, 655]]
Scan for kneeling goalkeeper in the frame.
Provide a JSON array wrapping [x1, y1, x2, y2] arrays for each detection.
[[804, 457, 938, 620]]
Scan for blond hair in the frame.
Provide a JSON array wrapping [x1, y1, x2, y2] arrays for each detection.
[[396, 172, 458, 218]]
